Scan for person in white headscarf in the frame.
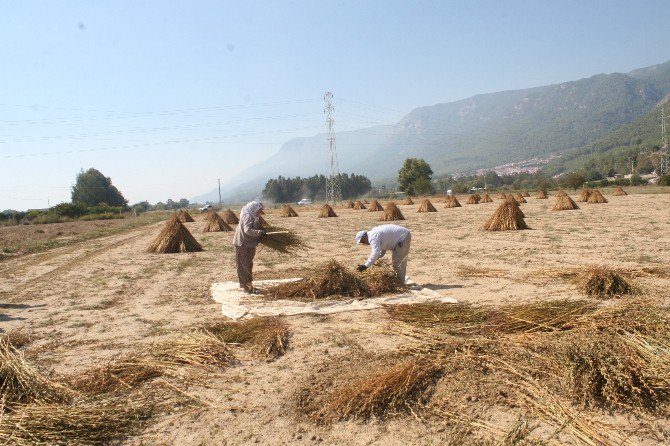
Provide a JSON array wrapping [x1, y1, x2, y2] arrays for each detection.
[[355, 224, 411, 283], [232, 201, 266, 293]]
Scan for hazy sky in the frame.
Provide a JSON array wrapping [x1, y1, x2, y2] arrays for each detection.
[[2, 0, 669, 210]]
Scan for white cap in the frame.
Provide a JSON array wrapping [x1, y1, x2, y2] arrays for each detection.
[[355, 230, 367, 244]]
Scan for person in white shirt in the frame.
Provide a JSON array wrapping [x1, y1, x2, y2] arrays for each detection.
[[355, 224, 411, 284], [232, 201, 267, 293]]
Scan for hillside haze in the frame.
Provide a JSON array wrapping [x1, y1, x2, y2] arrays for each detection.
[[195, 60, 670, 203]]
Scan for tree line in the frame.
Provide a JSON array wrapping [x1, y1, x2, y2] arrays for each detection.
[[262, 173, 372, 202]]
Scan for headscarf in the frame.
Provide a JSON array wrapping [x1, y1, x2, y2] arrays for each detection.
[[239, 201, 264, 224]]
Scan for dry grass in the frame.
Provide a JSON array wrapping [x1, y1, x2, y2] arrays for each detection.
[[466, 194, 480, 204], [259, 228, 307, 254], [220, 209, 239, 224], [402, 197, 414, 205], [536, 190, 548, 199], [345, 200, 355, 209], [552, 192, 579, 211], [613, 187, 628, 196], [522, 190, 531, 197], [587, 189, 608, 204], [262, 260, 408, 301], [513, 193, 527, 203], [480, 193, 493, 203], [279, 204, 298, 217], [574, 266, 635, 297], [177, 210, 195, 223], [65, 358, 165, 394], [482, 201, 528, 231], [418, 199, 437, 212], [576, 189, 592, 202], [151, 332, 234, 370], [353, 201, 367, 210], [147, 215, 203, 253], [202, 317, 290, 359], [203, 210, 232, 232], [368, 200, 384, 212], [455, 265, 508, 279], [318, 204, 338, 218], [379, 202, 405, 221]]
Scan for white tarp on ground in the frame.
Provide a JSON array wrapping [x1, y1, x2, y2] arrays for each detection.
[[210, 278, 458, 320]]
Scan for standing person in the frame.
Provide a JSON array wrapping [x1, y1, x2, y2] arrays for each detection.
[[233, 201, 266, 293], [355, 224, 411, 284]]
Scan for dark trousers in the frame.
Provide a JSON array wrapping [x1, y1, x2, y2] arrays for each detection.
[[235, 245, 256, 288]]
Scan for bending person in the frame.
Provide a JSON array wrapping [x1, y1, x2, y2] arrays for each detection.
[[355, 224, 411, 284], [232, 201, 266, 293]]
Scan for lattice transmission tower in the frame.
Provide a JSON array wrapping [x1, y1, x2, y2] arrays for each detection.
[[324, 92, 341, 203]]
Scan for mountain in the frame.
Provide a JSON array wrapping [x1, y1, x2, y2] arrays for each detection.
[[194, 60, 670, 203]]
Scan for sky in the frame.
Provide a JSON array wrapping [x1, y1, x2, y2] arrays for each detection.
[[2, 0, 669, 210]]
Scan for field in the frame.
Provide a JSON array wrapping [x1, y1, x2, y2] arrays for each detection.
[[2, 188, 670, 445]]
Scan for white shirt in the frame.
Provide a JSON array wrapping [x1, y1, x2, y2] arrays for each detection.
[[364, 224, 410, 267]]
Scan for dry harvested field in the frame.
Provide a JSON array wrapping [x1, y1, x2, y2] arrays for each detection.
[[2, 188, 670, 445]]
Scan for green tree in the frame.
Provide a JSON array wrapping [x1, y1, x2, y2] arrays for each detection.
[[397, 158, 434, 196], [71, 168, 127, 207], [559, 173, 585, 190], [178, 198, 190, 208]]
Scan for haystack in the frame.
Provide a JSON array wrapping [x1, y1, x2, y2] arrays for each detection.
[[514, 192, 527, 203], [258, 216, 273, 230], [363, 199, 370, 204], [481, 193, 493, 203], [368, 200, 384, 212], [202, 211, 232, 232], [482, 200, 529, 231], [552, 191, 579, 211], [177, 210, 194, 223], [402, 197, 414, 205], [536, 190, 548, 199], [522, 190, 531, 197], [587, 189, 608, 204], [613, 187, 628, 196], [507, 197, 525, 218], [466, 194, 479, 205], [148, 215, 203, 253], [379, 202, 405, 221], [318, 204, 338, 218], [279, 204, 298, 217], [575, 267, 634, 297], [444, 196, 461, 208], [220, 209, 239, 225], [345, 200, 355, 209], [577, 189, 592, 202], [353, 201, 367, 210], [498, 193, 507, 199], [417, 199, 437, 213]]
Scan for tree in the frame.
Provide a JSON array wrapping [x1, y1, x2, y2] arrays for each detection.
[[397, 158, 433, 196], [559, 173, 585, 190], [71, 168, 127, 207], [177, 198, 190, 208]]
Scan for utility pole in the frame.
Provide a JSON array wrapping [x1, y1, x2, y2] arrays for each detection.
[[217, 178, 222, 209], [324, 92, 341, 204]]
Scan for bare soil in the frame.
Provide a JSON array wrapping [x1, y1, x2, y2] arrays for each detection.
[[2, 189, 670, 445]]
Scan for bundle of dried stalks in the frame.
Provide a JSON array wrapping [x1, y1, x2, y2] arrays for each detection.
[[574, 266, 635, 297], [587, 189, 608, 204], [402, 197, 414, 205], [417, 199, 437, 212], [177, 210, 195, 223], [0, 340, 73, 407], [466, 195, 480, 204], [444, 196, 461, 208], [506, 194, 519, 205], [345, 200, 355, 209], [202, 210, 232, 232], [66, 358, 165, 395], [353, 201, 367, 210], [147, 215, 203, 253], [551, 193, 579, 211], [279, 204, 298, 217], [318, 204, 338, 218], [498, 193, 507, 199], [202, 317, 290, 359], [259, 228, 306, 254], [480, 193, 493, 203], [0, 396, 154, 446], [536, 189, 548, 199], [368, 200, 384, 212], [576, 189, 592, 202], [363, 199, 370, 204], [220, 209, 239, 224], [613, 187, 628, 196], [379, 202, 405, 221], [513, 193, 527, 203], [262, 260, 406, 301], [318, 359, 442, 421], [257, 216, 273, 230], [522, 190, 531, 197], [482, 201, 528, 231], [151, 332, 234, 369]]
